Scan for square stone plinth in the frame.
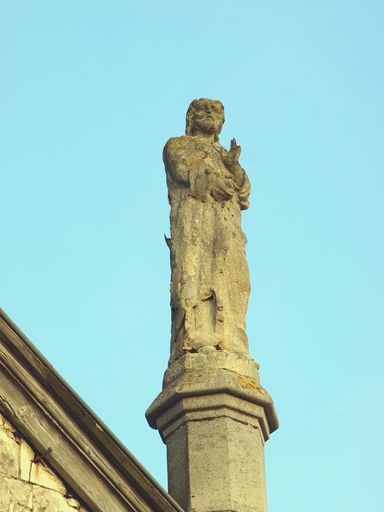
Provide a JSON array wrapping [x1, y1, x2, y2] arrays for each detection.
[[167, 414, 266, 512]]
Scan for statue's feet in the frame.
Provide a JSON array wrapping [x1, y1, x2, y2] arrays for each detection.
[[183, 333, 227, 354]]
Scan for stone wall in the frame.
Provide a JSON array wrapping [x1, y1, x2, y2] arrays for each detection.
[[0, 412, 87, 512]]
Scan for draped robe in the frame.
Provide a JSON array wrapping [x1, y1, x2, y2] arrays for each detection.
[[163, 135, 251, 362]]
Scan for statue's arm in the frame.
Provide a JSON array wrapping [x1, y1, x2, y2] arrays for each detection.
[[227, 162, 250, 210], [236, 169, 251, 210], [163, 138, 190, 186]]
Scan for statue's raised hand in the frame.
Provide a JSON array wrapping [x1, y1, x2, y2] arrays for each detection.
[[222, 138, 245, 187], [222, 138, 241, 169], [229, 138, 241, 163]]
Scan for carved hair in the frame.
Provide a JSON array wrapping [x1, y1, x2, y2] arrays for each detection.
[[185, 98, 225, 142]]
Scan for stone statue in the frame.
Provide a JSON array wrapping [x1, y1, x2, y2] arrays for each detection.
[[164, 98, 251, 362]]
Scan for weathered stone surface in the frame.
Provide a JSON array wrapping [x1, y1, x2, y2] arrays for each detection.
[[0, 412, 87, 511], [0, 477, 33, 511], [167, 416, 267, 512], [163, 351, 260, 385], [30, 457, 67, 494], [33, 485, 84, 511], [164, 98, 251, 363], [19, 438, 34, 481], [0, 413, 20, 478], [147, 353, 278, 443], [19, 437, 66, 493], [0, 477, 85, 512]]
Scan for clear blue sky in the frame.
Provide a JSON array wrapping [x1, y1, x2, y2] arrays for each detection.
[[1, 2, 383, 510]]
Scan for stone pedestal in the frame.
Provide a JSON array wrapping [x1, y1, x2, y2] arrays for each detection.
[[146, 352, 278, 512]]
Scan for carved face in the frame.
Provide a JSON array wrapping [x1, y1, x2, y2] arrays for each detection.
[[190, 99, 224, 137]]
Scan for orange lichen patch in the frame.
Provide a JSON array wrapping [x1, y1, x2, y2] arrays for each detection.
[[187, 156, 200, 167], [185, 372, 194, 385], [236, 375, 266, 393]]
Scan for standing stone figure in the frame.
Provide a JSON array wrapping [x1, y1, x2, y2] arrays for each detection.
[[164, 98, 251, 362]]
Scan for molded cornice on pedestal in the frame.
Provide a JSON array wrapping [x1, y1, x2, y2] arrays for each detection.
[[146, 352, 278, 442], [146, 369, 278, 444]]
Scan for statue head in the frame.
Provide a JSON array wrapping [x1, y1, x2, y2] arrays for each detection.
[[186, 98, 225, 141]]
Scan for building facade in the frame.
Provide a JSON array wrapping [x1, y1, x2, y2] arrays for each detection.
[[0, 309, 182, 512]]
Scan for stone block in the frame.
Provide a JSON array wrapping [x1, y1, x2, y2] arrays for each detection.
[[33, 485, 83, 511], [164, 352, 260, 385], [167, 415, 266, 512], [0, 414, 20, 478], [0, 476, 86, 512], [30, 459, 67, 494], [0, 413, 86, 510], [19, 438, 35, 481], [0, 477, 33, 512]]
